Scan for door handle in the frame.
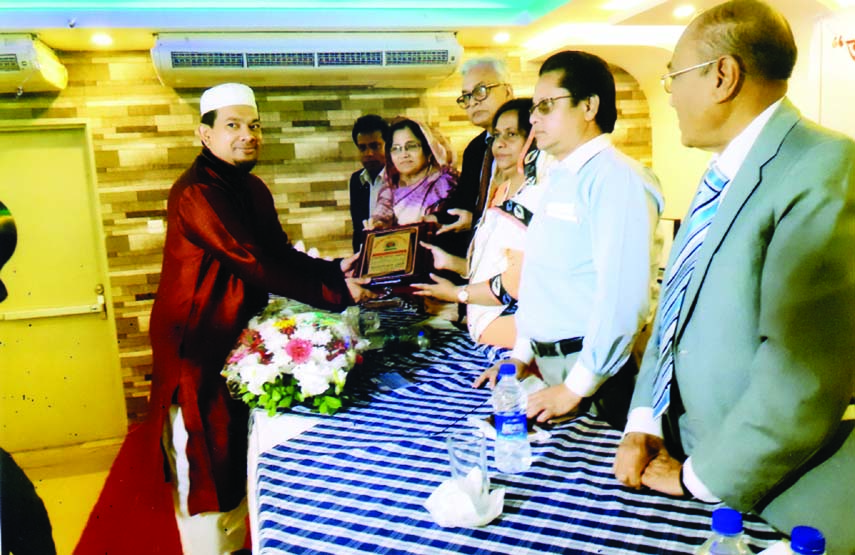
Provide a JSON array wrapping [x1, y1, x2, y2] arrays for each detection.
[[0, 302, 102, 321], [0, 284, 108, 321]]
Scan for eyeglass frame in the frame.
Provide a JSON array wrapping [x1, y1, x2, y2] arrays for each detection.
[[529, 95, 574, 116], [661, 58, 719, 93], [389, 141, 423, 155], [457, 82, 507, 109]]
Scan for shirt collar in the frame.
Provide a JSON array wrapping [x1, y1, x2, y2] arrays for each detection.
[[712, 97, 784, 180], [555, 134, 611, 175], [359, 168, 383, 187]]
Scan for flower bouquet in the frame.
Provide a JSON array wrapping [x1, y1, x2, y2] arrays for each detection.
[[221, 297, 363, 416]]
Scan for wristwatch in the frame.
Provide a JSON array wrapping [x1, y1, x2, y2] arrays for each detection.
[[456, 286, 469, 304]]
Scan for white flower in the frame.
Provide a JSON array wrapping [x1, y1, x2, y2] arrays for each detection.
[[330, 353, 349, 369], [312, 327, 333, 345], [293, 361, 331, 397], [269, 349, 294, 373], [240, 354, 278, 396], [257, 321, 288, 352]]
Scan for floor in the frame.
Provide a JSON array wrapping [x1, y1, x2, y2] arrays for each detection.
[[12, 437, 123, 555]]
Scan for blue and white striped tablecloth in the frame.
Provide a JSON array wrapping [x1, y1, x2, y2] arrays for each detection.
[[255, 312, 783, 554]]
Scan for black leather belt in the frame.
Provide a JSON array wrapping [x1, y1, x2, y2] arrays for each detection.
[[531, 336, 584, 358]]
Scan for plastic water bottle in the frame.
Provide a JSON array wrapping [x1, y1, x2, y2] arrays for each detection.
[[790, 526, 826, 555], [492, 363, 532, 473], [695, 508, 751, 555]]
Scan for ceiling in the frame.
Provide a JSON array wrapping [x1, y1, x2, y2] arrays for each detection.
[[0, 0, 846, 52]]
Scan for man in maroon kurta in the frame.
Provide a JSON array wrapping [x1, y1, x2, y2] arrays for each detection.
[[77, 83, 371, 554]]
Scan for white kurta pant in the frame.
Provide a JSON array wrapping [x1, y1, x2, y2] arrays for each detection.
[[162, 406, 248, 555]]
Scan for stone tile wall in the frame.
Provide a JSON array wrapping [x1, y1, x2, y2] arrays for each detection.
[[0, 47, 651, 423]]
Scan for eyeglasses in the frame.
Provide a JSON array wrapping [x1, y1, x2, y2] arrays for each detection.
[[529, 95, 573, 116], [457, 83, 506, 109], [492, 129, 524, 143], [389, 141, 422, 154], [661, 59, 719, 93]]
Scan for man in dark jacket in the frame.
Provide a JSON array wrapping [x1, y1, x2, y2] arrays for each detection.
[[348, 114, 388, 253], [438, 57, 513, 242]]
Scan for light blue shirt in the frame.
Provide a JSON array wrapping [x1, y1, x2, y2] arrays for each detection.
[[511, 134, 664, 397]]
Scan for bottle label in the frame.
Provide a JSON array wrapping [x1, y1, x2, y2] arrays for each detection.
[[494, 412, 527, 440]]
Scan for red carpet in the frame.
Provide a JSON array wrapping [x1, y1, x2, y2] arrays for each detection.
[[74, 422, 182, 554]]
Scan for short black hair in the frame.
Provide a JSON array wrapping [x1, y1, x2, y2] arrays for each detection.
[[539, 51, 617, 133], [201, 109, 217, 127], [492, 98, 534, 138], [352, 114, 389, 145]]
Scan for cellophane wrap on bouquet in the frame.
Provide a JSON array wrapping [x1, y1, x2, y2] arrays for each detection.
[[221, 297, 364, 416]]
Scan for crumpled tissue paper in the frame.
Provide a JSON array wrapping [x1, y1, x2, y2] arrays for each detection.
[[424, 467, 504, 528]]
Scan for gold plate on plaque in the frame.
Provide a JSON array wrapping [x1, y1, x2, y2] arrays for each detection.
[[356, 223, 434, 287]]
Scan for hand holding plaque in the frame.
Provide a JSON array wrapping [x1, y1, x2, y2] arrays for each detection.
[[356, 222, 435, 290]]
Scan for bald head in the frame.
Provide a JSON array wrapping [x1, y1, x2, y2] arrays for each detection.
[[687, 0, 796, 84]]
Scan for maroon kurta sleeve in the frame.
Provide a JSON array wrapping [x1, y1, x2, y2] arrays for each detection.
[[176, 177, 352, 312]]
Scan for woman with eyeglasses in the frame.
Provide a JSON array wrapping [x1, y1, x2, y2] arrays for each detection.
[[366, 118, 457, 229], [412, 99, 544, 348]]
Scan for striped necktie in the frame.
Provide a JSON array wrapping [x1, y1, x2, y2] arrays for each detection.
[[652, 163, 730, 418]]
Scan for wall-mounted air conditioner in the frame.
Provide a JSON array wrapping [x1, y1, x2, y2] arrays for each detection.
[[0, 34, 69, 94], [151, 32, 462, 89]]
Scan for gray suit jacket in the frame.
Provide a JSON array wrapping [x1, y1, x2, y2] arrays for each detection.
[[632, 99, 855, 553]]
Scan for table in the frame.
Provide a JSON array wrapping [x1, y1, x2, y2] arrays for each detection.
[[249, 309, 784, 554]]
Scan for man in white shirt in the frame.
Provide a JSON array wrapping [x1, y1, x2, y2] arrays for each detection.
[[348, 114, 389, 253], [475, 51, 664, 431], [614, 2, 855, 551]]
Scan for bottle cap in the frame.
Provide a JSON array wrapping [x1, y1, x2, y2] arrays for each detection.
[[498, 363, 517, 378], [711, 507, 743, 536], [790, 526, 825, 554]]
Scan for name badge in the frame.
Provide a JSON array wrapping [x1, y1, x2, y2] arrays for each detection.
[[545, 202, 579, 222]]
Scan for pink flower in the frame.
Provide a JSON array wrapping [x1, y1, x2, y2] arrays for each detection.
[[285, 338, 313, 364], [227, 347, 249, 364]]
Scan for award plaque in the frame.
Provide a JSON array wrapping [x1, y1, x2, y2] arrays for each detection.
[[357, 222, 434, 288]]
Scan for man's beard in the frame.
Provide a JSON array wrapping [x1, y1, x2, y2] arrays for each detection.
[[234, 159, 258, 172]]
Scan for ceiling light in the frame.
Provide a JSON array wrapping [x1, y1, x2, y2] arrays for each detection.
[[673, 4, 696, 18], [493, 32, 510, 44], [91, 33, 113, 47]]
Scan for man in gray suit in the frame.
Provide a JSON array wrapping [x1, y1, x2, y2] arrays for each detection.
[[614, 1, 855, 551]]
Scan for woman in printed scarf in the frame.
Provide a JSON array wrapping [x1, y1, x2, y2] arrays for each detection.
[[367, 117, 458, 229]]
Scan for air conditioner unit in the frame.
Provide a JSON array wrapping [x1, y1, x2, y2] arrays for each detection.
[[151, 32, 462, 89], [0, 34, 69, 94]]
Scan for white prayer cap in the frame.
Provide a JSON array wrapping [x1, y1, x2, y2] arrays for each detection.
[[199, 83, 257, 115]]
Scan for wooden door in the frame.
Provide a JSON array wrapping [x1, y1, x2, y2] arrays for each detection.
[[0, 124, 127, 452]]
